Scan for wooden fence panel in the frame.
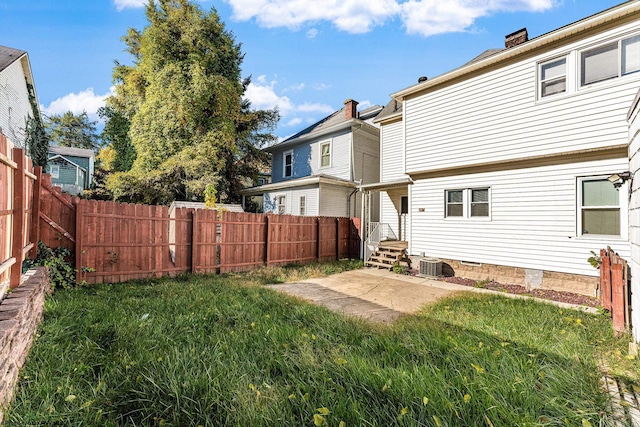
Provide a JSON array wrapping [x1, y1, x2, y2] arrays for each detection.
[[193, 208, 218, 274], [219, 211, 267, 273], [318, 217, 338, 261], [599, 247, 630, 333], [39, 174, 76, 253], [268, 215, 318, 266], [0, 135, 16, 289]]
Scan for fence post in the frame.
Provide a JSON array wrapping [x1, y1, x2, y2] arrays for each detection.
[[264, 215, 270, 266], [336, 217, 340, 260], [316, 218, 321, 261], [191, 209, 198, 274], [29, 166, 42, 259], [612, 263, 625, 333], [9, 149, 25, 289], [600, 249, 611, 311], [75, 198, 84, 284]]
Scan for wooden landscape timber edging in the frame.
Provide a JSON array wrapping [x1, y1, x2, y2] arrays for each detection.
[[0, 134, 37, 293], [600, 247, 630, 333]]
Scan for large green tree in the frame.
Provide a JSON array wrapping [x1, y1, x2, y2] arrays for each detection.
[[45, 111, 101, 152], [105, 0, 278, 205], [98, 104, 136, 172], [24, 83, 48, 168]]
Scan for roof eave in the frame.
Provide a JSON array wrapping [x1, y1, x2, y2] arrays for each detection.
[[266, 118, 377, 152], [391, 1, 640, 101]]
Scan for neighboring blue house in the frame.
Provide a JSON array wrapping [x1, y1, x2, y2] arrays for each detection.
[[46, 146, 95, 195], [242, 99, 382, 218]]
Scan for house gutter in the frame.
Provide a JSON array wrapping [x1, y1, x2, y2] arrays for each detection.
[[240, 175, 357, 196], [391, 1, 640, 101]]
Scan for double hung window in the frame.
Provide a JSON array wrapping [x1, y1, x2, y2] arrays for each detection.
[[581, 35, 640, 86], [445, 188, 490, 219]]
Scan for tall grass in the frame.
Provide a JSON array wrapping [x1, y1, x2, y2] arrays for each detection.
[[5, 260, 631, 426]]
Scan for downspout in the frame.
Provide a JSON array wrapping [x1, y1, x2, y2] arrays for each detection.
[[347, 182, 360, 218]]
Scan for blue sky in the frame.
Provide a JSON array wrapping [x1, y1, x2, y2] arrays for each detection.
[[0, 0, 627, 140]]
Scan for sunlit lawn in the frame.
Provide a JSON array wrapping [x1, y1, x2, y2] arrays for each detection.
[[6, 260, 637, 426]]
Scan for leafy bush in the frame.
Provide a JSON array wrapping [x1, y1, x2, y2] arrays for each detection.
[[23, 241, 75, 290]]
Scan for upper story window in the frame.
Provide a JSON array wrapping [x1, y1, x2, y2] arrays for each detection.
[[581, 35, 640, 86], [258, 177, 266, 186], [539, 57, 567, 98], [320, 141, 331, 168], [283, 150, 293, 178], [445, 188, 490, 219], [50, 165, 60, 179]]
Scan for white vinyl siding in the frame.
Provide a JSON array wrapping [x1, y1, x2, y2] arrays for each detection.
[[410, 156, 630, 278], [380, 192, 400, 237], [264, 186, 320, 216], [309, 132, 351, 180], [0, 58, 31, 148], [319, 185, 354, 217], [404, 22, 640, 174], [380, 120, 405, 182], [352, 130, 380, 185], [628, 87, 640, 342]]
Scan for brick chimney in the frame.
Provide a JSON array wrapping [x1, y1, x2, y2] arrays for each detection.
[[344, 99, 358, 119], [505, 28, 528, 48]]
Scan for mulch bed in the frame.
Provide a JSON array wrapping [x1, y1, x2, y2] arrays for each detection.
[[435, 276, 601, 308]]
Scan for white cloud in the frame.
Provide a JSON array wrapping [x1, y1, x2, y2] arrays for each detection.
[[42, 87, 114, 122], [283, 83, 306, 92], [225, 0, 555, 36], [306, 28, 319, 39], [114, 0, 147, 11], [285, 118, 303, 127], [244, 79, 333, 117], [297, 102, 334, 114], [313, 83, 331, 91]]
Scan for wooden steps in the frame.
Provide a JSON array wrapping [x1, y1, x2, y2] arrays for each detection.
[[365, 241, 408, 271]]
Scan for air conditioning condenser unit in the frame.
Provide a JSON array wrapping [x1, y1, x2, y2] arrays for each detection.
[[419, 258, 442, 278]]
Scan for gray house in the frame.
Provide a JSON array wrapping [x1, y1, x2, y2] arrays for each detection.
[[47, 146, 95, 195], [242, 99, 382, 219]]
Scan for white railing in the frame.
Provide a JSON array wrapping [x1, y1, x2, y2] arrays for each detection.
[[364, 222, 398, 262]]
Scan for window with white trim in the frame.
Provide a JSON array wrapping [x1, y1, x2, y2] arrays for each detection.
[[539, 56, 567, 98], [579, 178, 621, 236], [581, 35, 640, 86], [283, 151, 293, 178], [258, 177, 266, 186], [445, 188, 490, 219], [320, 141, 331, 168], [277, 195, 286, 215], [50, 165, 60, 179], [299, 196, 306, 216]]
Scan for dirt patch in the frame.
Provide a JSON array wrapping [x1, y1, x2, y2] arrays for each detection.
[[439, 276, 601, 308]]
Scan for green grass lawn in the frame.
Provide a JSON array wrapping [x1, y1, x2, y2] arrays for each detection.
[[5, 261, 638, 426]]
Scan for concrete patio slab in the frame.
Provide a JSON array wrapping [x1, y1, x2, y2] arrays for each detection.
[[269, 267, 598, 323]]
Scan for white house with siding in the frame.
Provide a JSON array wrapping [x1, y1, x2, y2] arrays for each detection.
[[0, 45, 37, 149], [242, 100, 382, 219], [366, 1, 640, 296]]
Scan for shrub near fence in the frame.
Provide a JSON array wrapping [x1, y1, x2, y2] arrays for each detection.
[[71, 198, 361, 285]]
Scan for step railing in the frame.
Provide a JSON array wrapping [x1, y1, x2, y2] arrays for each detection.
[[364, 222, 397, 262]]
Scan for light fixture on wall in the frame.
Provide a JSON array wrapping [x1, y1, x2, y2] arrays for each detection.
[[607, 171, 633, 188]]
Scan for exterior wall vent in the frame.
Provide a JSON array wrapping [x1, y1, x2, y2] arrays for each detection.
[[419, 258, 442, 278]]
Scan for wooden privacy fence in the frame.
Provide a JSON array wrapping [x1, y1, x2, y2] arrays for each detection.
[[0, 134, 37, 291], [600, 247, 630, 333], [72, 199, 361, 285]]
